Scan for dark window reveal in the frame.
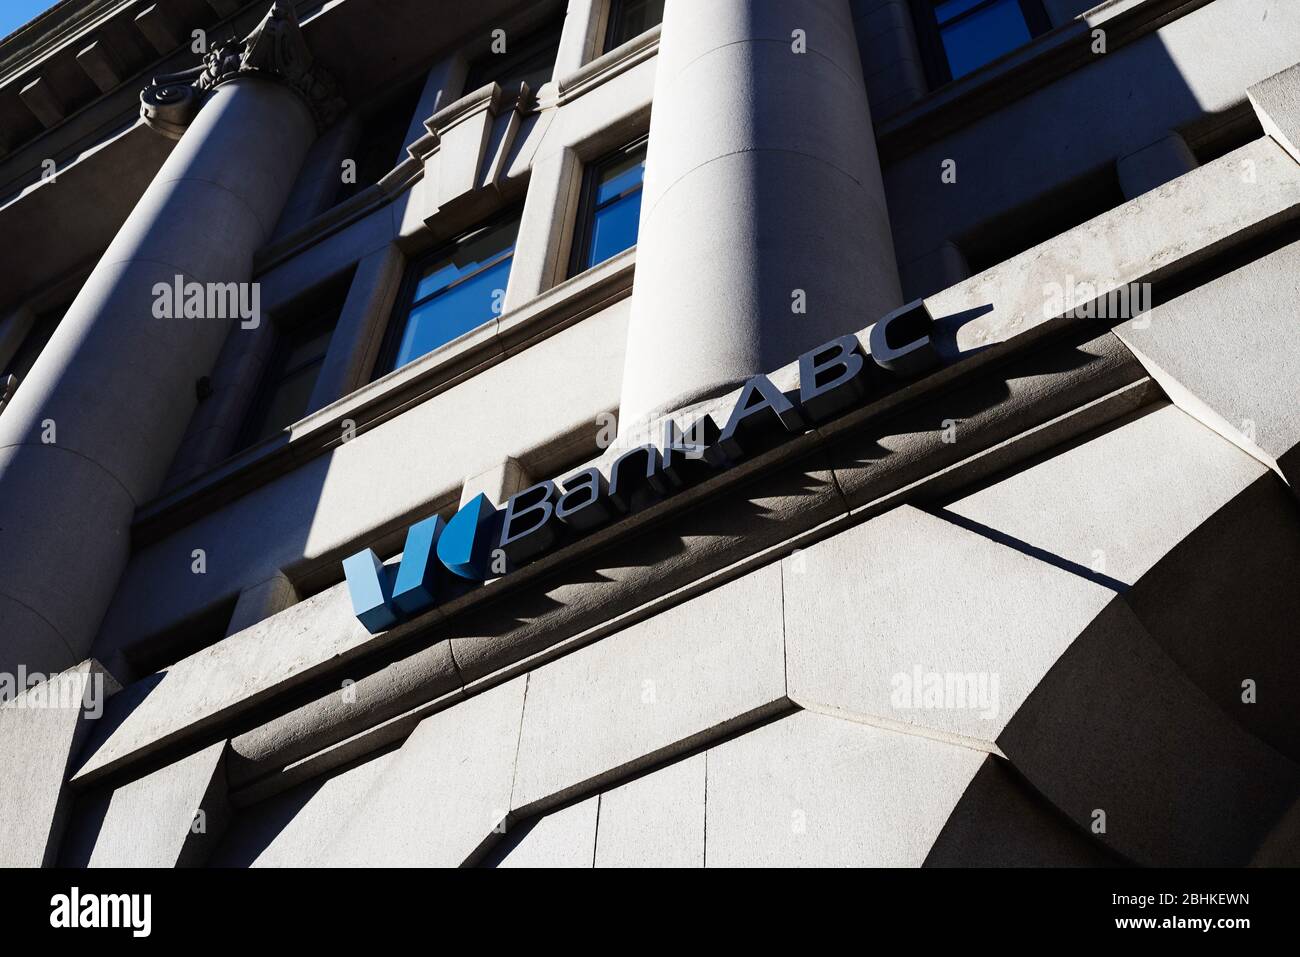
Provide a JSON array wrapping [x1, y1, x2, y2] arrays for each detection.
[[465, 23, 562, 105], [239, 299, 343, 449], [605, 0, 665, 53], [1, 302, 69, 402], [914, 0, 1051, 86], [334, 76, 426, 206]]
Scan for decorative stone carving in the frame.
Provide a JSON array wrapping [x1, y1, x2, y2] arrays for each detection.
[[140, 0, 344, 139]]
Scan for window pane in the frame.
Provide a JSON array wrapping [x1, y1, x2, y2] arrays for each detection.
[[393, 255, 513, 368], [413, 219, 517, 302], [940, 0, 1032, 79], [934, 0, 991, 25], [282, 327, 335, 372], [607, 0, 665, 51], [247, 361, 324, 446], [577, 143, 646, 272], [586, 190, 643, 270], [596, 152, 646, 207]]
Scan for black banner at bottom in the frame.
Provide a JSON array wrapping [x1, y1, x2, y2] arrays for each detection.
[[0, 867, 1287, 943]]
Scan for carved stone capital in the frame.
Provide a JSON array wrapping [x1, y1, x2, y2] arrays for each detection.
[[141, 0, 345, 139]]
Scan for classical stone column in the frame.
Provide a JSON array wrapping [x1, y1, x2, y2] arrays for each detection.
[[0, 2, 341, 678], [617, 0, 903, 431]]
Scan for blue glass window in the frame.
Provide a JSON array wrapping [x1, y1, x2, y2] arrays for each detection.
[[920, 0, 1050, 84], [379, 212, 520, 375], [572, 140, 647, 276]]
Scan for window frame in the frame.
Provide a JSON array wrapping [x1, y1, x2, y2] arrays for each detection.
[[568, 136, 649, 279], [373, 206, 524, 380], [464, 20, 564, 105], [236, 304, 342, 451], [911, 0, 1052, 88], [332, 74, 428, 208], [603, 0, 665, 54]]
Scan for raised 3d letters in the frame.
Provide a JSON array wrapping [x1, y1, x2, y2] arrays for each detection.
[[390, 514, 446, 616], [799, 335, 871, 421], [342, 549, 398, 634], [557, 467, 616, 532], [343, 304, 950, 632], [498, 480, 562, 565], [718, 374, 806, 459], [869, 299, 939, 378], [608, 445, 670, 513], [437, 493, 499, 580], [660, 416, 724, 488]]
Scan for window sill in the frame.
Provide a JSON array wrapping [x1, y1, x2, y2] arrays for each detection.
[[550, 24, 660, 108], [131, 247, 638, 546]]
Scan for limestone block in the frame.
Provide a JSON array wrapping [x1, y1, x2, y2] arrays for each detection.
[[211, 750, 395, 867], [996, 600, 1300, 867], [945, 403, 1266, 587], [1116, 132, 1197, 199], [924, 756, 1124, 867], [505, 148, 581, 310], [594, 753, 705, 868], [75, 582, 410, 786], [704, 710, 986, 867], [225, 573, 297, 636], [450, 449, 843, 683], [75, 41, 122, 94], [826, 330, 1147, 511], [783, 505, 1122, 747], [18, 77, 66, 128], [61, 740, 228, 867], [459, 456, 531, 508], [1248, 62, 1300, 164], [320, 676, 526, 866], [553, 0, 603, 77], [134, 4, 182, 55], [1114, 235, 1300, 496], [0, 660, 120, 867], [782, 500, 1300, 865], [510, 563, 787, 813], [947, 402, 1300, 762], [486, 797, 598, 868], [430, 87, 499, 211], [226, 637, 460, 789], [917, 139, 1300, 360]]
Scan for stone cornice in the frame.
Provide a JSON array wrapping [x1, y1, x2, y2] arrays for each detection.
[[141, 1, 344, 139]]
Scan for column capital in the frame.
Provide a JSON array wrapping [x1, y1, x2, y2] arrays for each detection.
[[140, 0, 345, 139]]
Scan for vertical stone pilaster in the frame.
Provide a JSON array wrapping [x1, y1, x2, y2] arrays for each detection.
[[553, 0, 605, 79]]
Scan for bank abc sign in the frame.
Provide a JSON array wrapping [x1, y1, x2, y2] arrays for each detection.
[[344, 301, 940, 633]]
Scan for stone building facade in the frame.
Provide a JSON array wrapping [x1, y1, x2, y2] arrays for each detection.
[[1, 0, 1299, 867]]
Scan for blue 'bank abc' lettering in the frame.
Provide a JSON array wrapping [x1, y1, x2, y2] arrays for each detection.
[[343, 303, 940, 632]]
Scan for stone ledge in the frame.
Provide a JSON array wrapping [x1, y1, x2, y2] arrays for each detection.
[[93, 327, 1152, 801]]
